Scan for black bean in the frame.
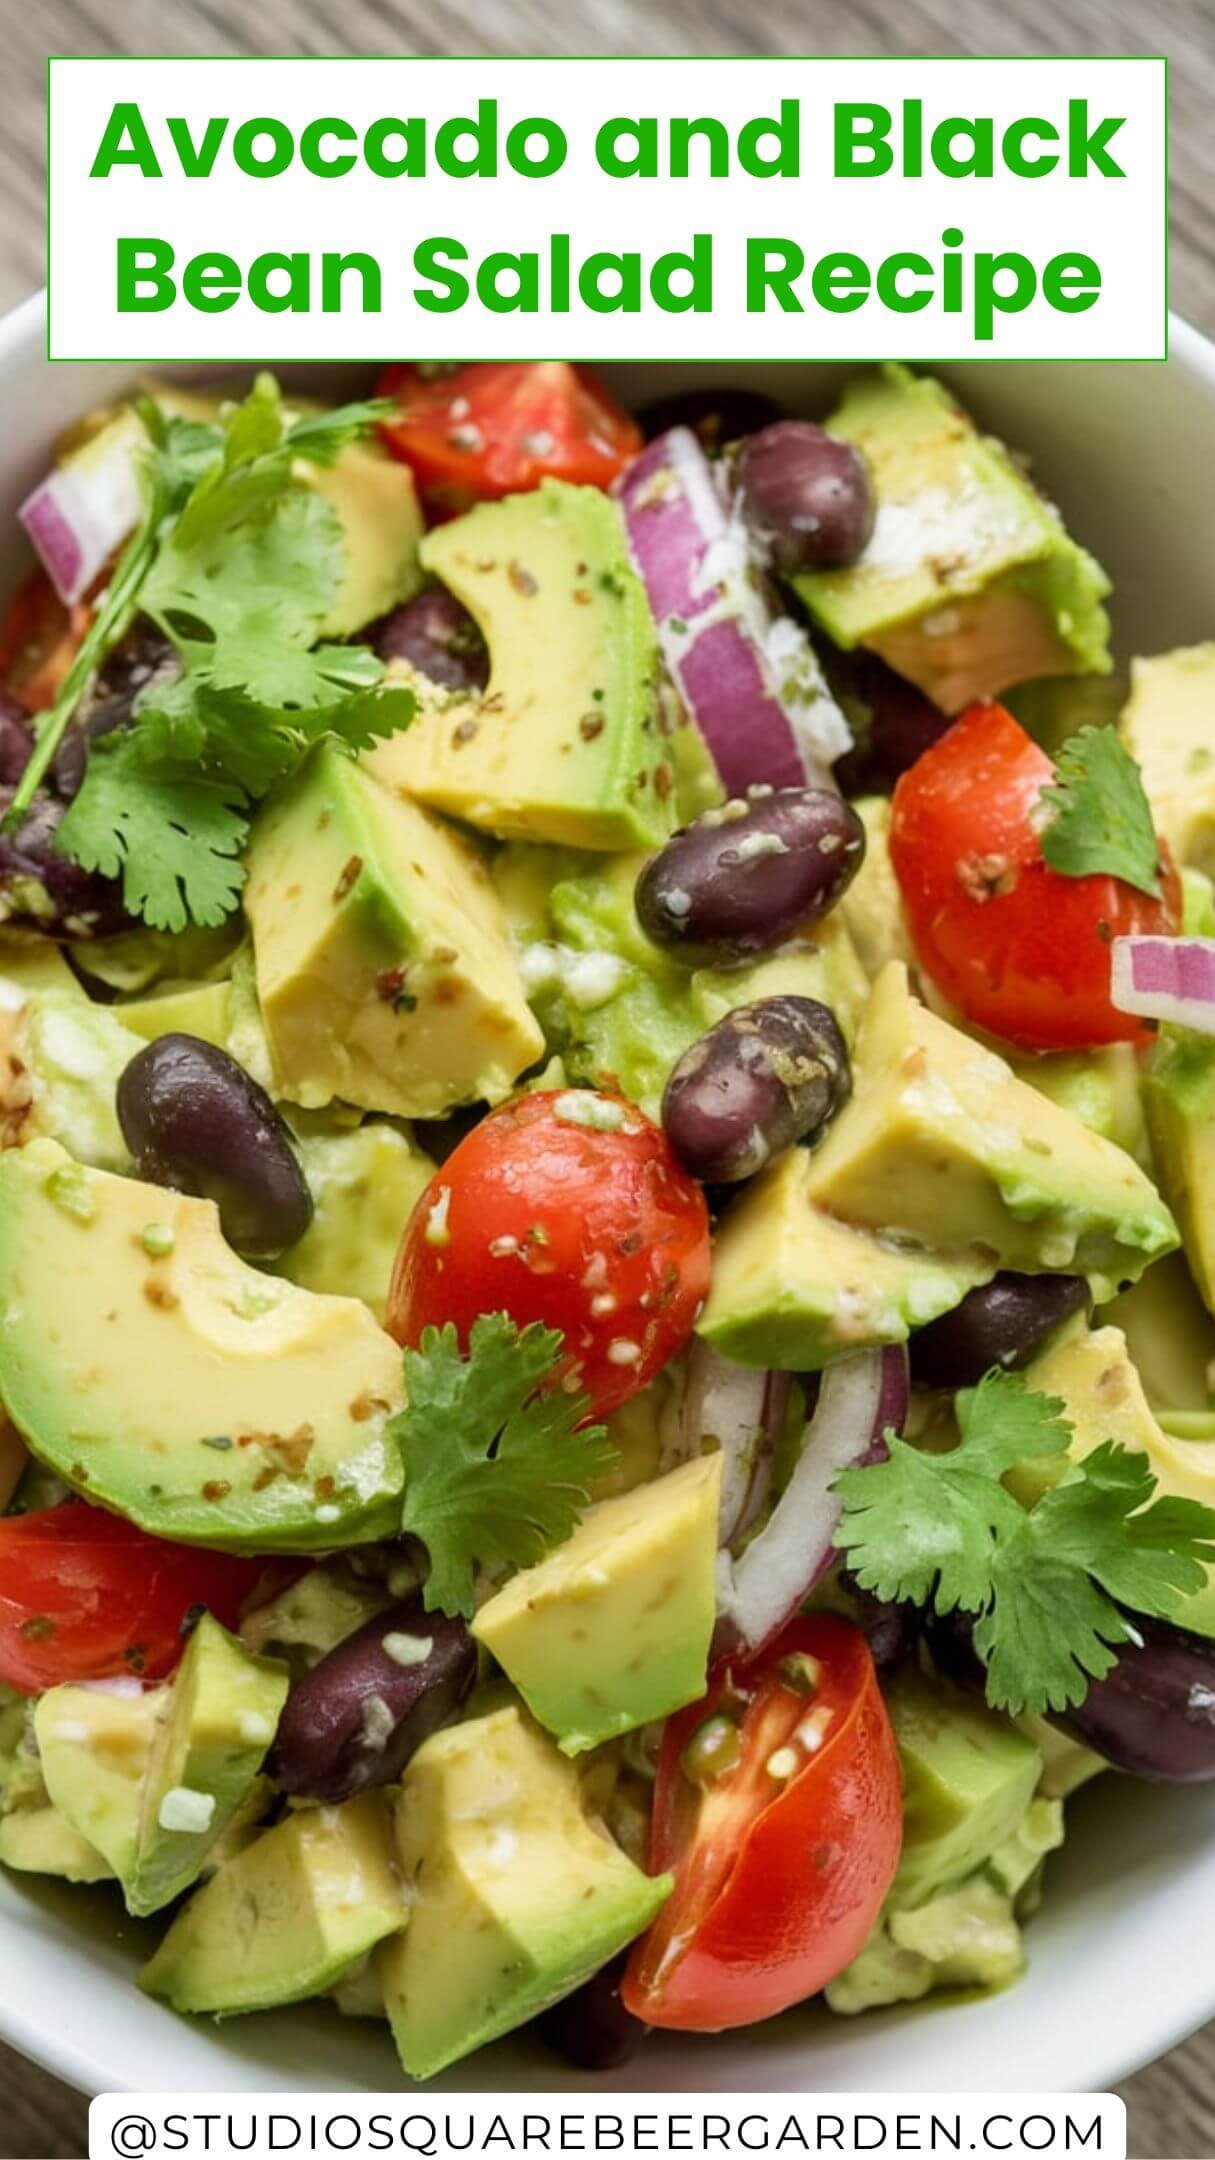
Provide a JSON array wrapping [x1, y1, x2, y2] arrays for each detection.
[[270, 1593, 476, 1804], [369, 587, 488, 694], [834, 655, 950, 797], [538, 1953, 648, 2071], [663, 995, 850, 1183], [116, 1034, 313, 1259], [0, 786, 128, 938], [838, 1572, 922, 1670], [1060, 1613, 1215, 1782], [636, 788, 865, 967], [52, 619, 176, 802], [737, 422, 875, 575], [637, 387, 784, 457], [0, 692, 33, 788], [910, 1274, 1090, 1391]]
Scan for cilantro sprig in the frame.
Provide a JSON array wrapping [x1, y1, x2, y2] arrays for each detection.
[[392, 1315, 618, 1620], [834, 1369, 1215, 1716], [1039, 727, 1163, 898], [13, 377, 413, 932]]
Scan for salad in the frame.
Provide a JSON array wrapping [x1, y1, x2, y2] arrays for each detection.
[[1, 355, 1214, 2080]]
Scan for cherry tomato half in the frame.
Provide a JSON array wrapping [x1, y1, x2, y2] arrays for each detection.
[[377, 362, 642, 516], [0, 566, 91, 714], [889, 701, 1181, 1051], [387, 1091, 710, 1419], [623, 1616, 902, 2032], [0, 1502, 269, 1694]]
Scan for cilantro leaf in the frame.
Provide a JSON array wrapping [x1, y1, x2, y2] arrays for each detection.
[[393, 1314, 618, 1620], [285, 398, 394, 466], [835, 1368, 1215, 1717], [55, 730, 248, 932], [1039, 727, 1163, 898]]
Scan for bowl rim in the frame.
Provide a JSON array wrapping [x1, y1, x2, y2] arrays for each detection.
[[2, 291, 1215, 2105]]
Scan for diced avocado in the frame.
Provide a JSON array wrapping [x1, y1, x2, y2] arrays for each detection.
[[1144, 1027, 1215, 1312], [71, 921, 240, 999], [838, 796, 914, 979], [1019, 1323, 1215, 1638], [1012, 1045, 1148, 1167], [1119, 645, 1215, 881], [377, 1702, 671, 2078], [141, 1789, 405, 2014], [1004, 670, 1126, 758], [0, 1802, 112, 1881], [128, 1615, 288, 1916], [117, 980, 230, 1050], [307, 439, 424, 639], [35, 1682, 163, 1885], [240, 1559, 394, 1674], [804, 964, 1176, 1300], [473, 1456, 721, 1754], [246, 742, 543, 1117], [1102, 1255, 1215, 1418], [886, 1669, 1043, 1907], [494, 842, 868, 1120], [1014, 1712, 1106, 1801], [700, 1144, 989, 1370], [369, 481, 674, 852], [0, 940, 82, 998], [0, 984, 140, 1169], [273, 1117, 434, 1322], [792, 367, 1111, 713], [0, 1140, 405, 1551]]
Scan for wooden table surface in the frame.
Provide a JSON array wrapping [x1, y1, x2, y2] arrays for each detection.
[[0, 1, 1212, 2153]]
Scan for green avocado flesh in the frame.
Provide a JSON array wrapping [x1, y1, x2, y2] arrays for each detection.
[[0, 1141, 404, 1550]]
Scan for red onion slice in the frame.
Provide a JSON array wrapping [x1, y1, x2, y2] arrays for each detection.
[[1111, 935, 1215, 1035], [678, 1340, 791, 1547], [20, 429, 145, 605], [715, 1345, 908, 1657], [615, 427, 850, 797]]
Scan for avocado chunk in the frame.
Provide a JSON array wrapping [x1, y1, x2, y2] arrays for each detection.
[[837, 796, 915, 980], [35, 1682, 162, 1886], [272, 1117, 434, 1323], [308, 439, 424, 639], [1119, 645, 1215, 881], [246, 742, 543, 1117], [700, 1144, 990, 1370], [0, 1140, 405, 1551], [141, 1789, 405, 2014], [376, 1702, 671, 2079], [473, 1456, 721, 1754], [804, 964, 1176, 1300], [494, 841, 868, 1120], [887, 1668, 1043, 1907], [0, 982, 140, 1170], [370, 481, 674, 852], [117, 980, 230, 1051], [239, 1558, 395, 1674], [1018, 1322, 1215, 1638], [0, 1708, 113, 1882], [1144, 1027, 1215, 1313], [1012, 1044, 1148, 1167], [128, 1615, 288, 1916], [1102, 1254, 1215, 1418], [792, 367, 1111, 713]]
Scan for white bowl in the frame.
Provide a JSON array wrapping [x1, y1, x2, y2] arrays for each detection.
[[1, 293, 1214, 2099]]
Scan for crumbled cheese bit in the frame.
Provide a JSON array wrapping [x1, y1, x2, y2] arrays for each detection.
[[607, 1338, 642, 1366], [563, 951, 627, 1011], [424, 1186, 452, 1247], [554, 1091, 627, 1133], [862, 484, 1042, 585], [736, 830, 789, 862], [360, 1694, 396, 1753], [663, 887, 692, 919], [139, 1223, 175, 1258], [237, 1711, 275, 1746], [157, 1786, 217, 1835], [382, 1632, 434, 1668], [314, 1503, 341, 1526]]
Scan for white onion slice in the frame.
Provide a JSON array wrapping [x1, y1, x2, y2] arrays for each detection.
[[19, 432, 145, 605], [615, 427, 850, 795], [1111, 935, 1215, 1035], [715, 1345, 909, 1656], [679, 1340, 791, 1547]]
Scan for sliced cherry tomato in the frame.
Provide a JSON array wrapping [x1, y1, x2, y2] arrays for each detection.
[[0, 1502, 268, 1694], [386, 1091, 710, 1418], [623, 1616, 902, 2032], [889, 700, 1182, 1051], [376, 362, 641, 516], [0, 566, 91, 713]]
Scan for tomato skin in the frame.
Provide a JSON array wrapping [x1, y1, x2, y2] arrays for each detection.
[[377, 362, 641, 515], [889, 701, 1181, 1051], [0, 566, 91, 714], [0, 1503, 268, 1694], [387, 1091, 710, 1419], [623, 1616, 903, 2032]]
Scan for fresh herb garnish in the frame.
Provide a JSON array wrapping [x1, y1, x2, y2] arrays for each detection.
[[391, 1314, 617, 1620], [15, 377, 413, 932], [1039, 727, 1163, 898], [834, 1368, 1215, 1716]]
